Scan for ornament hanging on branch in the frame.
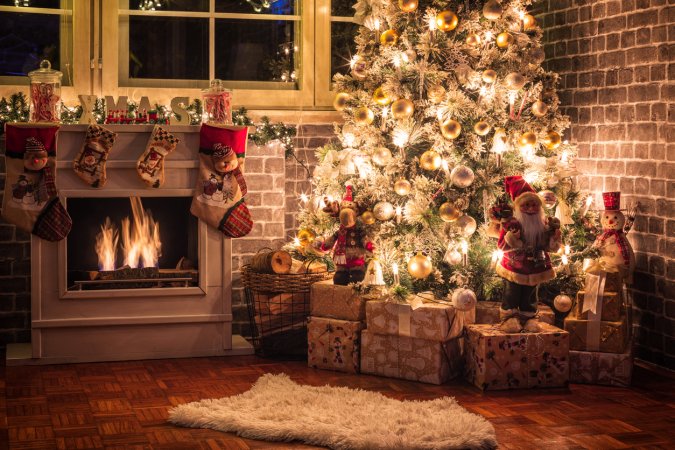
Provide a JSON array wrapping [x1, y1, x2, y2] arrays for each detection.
[[483, 0, 503, 20], [333, 92, 350, 111], [450, 165, 475, 188], [419, 149, 442, 171], [408, 252, 433, 279], [436, 10, 459, 32]]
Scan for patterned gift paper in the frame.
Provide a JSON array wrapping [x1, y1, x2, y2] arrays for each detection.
[[365, 299, 474, 341], [569, 350, 632, 387], [464, 323, 569, 391], [564, 317, 628, 353], [475, 301, 555, 325], [574, 291, 624, 322], [307, 316, 364, 374], [310, 280, 371, 321], [360, 330, 463, 385]]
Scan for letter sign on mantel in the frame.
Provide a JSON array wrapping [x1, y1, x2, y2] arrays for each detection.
[[78, 95, 98, 124], [105, 96, 128, 113], [170, 97, 191, 125]]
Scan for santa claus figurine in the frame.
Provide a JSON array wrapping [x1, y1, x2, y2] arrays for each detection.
[[496, 176, 562, 332], [315, 186, 374, 285], [592, 191, 635, 283]]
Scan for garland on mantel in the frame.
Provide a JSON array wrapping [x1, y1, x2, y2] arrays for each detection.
[[0, 93, 300, 172]]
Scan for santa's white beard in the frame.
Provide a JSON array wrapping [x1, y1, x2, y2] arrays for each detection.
[[514, 207, 547, 249]]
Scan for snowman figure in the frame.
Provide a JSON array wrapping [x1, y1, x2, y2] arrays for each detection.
[[202, 174, 219, 200], [593, 191, 636, 283]]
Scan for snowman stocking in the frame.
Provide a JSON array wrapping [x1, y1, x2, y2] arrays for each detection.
[[136, 125, 179, 188], [73, 124, 117, 188], [190, 123, 252, 237], [1, 124, 72, 241]]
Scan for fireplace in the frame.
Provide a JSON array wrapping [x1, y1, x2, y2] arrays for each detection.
[[17, 124, 252, 364]]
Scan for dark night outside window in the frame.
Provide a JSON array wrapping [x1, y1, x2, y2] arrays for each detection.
[[0, 11, 62, 78]]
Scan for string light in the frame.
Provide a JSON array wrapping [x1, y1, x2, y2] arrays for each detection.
[[392, 128, 410, 148], [392, 263, 400, 285], [461, 240, 469, 266]]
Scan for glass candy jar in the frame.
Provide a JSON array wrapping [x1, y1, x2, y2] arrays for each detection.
[[201, 79, 232, 124], [28, 60, 62, 123]]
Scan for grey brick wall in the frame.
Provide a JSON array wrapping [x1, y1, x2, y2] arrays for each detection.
[[537, 0, 674, 369]]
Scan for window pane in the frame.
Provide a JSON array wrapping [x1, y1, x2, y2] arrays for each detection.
[[126, 0, 208, 12], [215, 19, 297, 83], [332, 0, 355, 17], [215, 0, 296, 15], [331, 21, 358, 79], [0, 12, 60, 77], [128, 17, 208, 80], [0, 0, 61, 8]]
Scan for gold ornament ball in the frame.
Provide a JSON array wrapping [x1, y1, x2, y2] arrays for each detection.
[[539, 190, 557, 209], [354, 107, 374, 126], [529, 47, 546, 64], [523, 14, 537, 30], [373, 87, 391, 106], [380, 29, 399, 46], [482, 69, 497, 83], [496, 32, 513, 48], [439, 202, 461, 222], [373, 201, 395, 221], [474, 120, 491, 136], [436, 10, 459, 32], [419, 149, 442, 171], [554, 294, 573, 313], [505, 72, 527, 90], [454, 63, 472, 85], [531, 100, 549, 117], [544, 131, 562, 150], [483, 0, 503, 20], [297, 228, 316, 245], [441, 119, 462, 140], [520, 131, 537, 146], [398, 0, 418, 12], [361, 211, 376, 225], [407, 252, 433, 279], [394, 178, 412, 196], [391, 99, 414, 120], [372, 147, 393, 166], [455, 214, 477, 237], [333, 92, 350, 111], [451, 165, 475, 188], [427, 84, 446, 103], [351, 59, 368, 80], [466, 33, 481, 47]]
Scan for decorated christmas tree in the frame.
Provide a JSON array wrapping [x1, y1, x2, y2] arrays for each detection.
[[294, 0, 597, 304]]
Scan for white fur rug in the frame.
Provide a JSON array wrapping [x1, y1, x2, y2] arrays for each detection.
[[168, 373, 496, 450]]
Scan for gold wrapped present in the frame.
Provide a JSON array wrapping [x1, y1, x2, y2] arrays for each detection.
[[360, 330, 462, 385], [307, 316, 364, 374], [310, 280, 370, 321], [574, 291, 623, 322], [569, 350, 632, 387], [564, 317, 628, 353], [474, 301, 555, 325], [464, 323, 569, 390], [365, 298, 474, 342]]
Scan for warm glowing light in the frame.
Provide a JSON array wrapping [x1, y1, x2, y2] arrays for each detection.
[[561, 254, 569, 265], [121, 197, 162, 269], [349, 55, 360, 69], [293, 237, 301, 247], [523, 170, 538, 184], [392, 262, 400, 284], [564, 245, 571, 255], [299, 193, 309, 203], [392, 128, 410, 148], [343, 132, 356, 147], [374, 18, 381, 30], [428, 15, 437, 31], [484, 31, 493, 41], [561, 150, 570, 164], [96, 218, 119, 271], [460, 240, 469, 254], [492, 249, 504, 263]]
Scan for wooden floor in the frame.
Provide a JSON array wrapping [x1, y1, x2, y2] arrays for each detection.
[[1, 354, 674, 450]]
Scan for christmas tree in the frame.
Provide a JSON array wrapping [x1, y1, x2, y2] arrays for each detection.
[[295, 0, 596, 303]]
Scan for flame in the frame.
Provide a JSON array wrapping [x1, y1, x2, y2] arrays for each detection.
[[95, 218, 119, 271], [94, 197, 162, 270]]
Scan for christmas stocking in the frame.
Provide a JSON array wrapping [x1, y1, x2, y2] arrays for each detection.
[[136, 125, 179, 188], [73, 124, 117, 188], [190, 123, 252, 237], [1, 124, 72, 241]]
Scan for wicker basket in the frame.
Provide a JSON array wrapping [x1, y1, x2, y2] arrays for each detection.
[[243, 264, 332, 359]]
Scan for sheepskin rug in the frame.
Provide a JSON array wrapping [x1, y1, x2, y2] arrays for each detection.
[[168, 373, 496, 450]]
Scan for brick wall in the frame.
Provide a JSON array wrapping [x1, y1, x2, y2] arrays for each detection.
[[538, 0, 674, 369]]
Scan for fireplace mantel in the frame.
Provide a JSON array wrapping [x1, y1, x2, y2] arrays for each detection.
[[9, 124, 253, 364]]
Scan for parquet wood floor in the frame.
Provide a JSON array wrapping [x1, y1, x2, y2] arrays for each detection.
[[1, 354, 674, 449]]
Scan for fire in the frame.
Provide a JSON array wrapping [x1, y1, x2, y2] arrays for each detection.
[[95, 197, 162, 270]]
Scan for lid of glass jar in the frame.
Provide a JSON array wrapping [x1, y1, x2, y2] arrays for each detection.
[[27, 60, 63, 83], [202, 78, 230, 94]]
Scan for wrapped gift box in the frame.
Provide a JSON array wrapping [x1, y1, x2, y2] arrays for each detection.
[[310, 281, 370, 321], [569, 350, 632, 387], [464, 323, 569, 390], [360, 330, 462, 385], [307, 316, 364, 374], [564, 317, 628, 353], [365, 299, 474, 342], [475, 301, 555, 326], [573, 291, 623, 322]]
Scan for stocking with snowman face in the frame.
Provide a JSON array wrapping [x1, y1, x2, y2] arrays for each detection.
[[1, 124, 72, 241], [190, 123, 252, 237]]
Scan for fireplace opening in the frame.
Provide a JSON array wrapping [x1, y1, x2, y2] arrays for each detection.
[[66, 197, 199, 290]]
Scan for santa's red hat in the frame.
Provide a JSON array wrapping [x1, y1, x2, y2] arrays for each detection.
[[340, 185, 357, 210], [504, 175, 540, 206], [602, 192, 621, 211]]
